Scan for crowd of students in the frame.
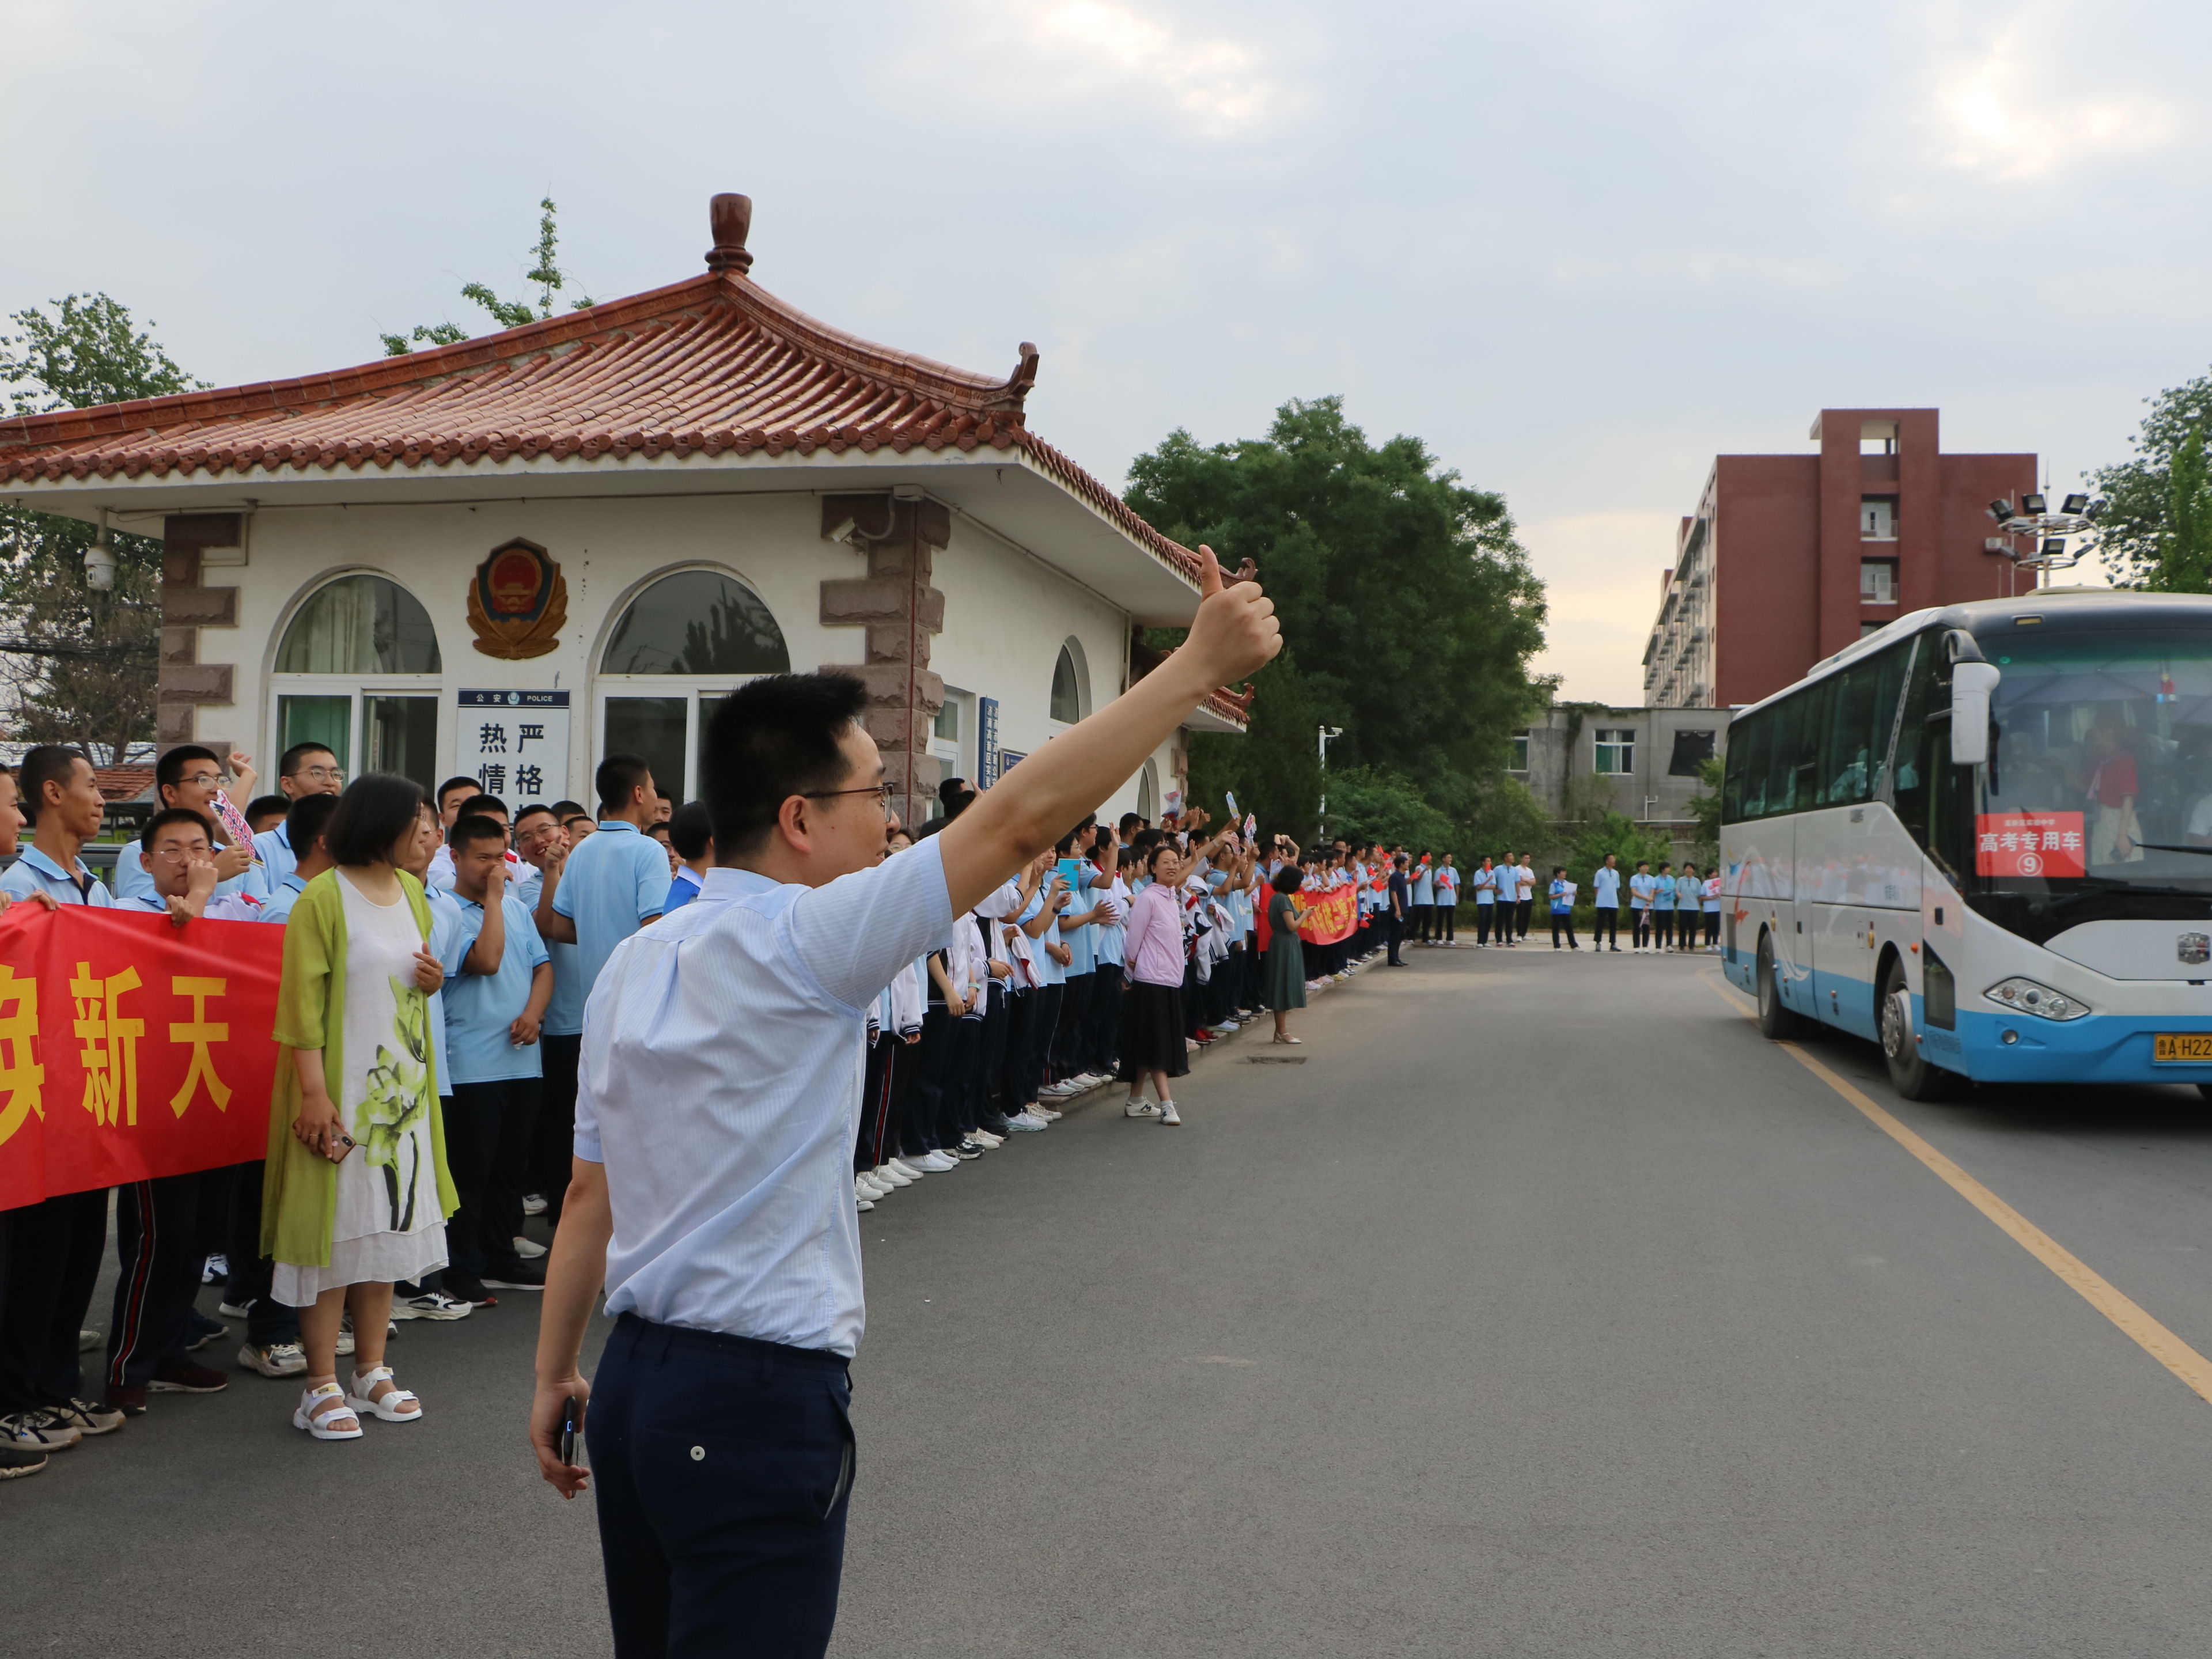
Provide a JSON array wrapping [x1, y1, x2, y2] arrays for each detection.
[[0, 722, 1724, 1479], [0, 740, 702, 1471], [0, 747, 1358, 1478]]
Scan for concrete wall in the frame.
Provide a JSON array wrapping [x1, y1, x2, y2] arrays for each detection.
[[1512, 703, 1730, 842]]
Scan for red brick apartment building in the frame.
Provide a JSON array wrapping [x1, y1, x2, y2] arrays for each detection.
[[1643, 408, 2039, 708]]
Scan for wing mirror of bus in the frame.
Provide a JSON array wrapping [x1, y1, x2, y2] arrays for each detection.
[[1949, 662, 2001, 766]]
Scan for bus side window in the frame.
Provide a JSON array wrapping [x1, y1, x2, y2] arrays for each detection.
[[1725, 709, 1767, 821], [1893, 632, 1938, 844]]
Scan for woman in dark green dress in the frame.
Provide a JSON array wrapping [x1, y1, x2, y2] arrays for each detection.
[[1264, 863, 1306, 1042]]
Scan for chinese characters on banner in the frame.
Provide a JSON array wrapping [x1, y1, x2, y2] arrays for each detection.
[[455, 690, 570, 808], [0, 907, 283, 1212], [1293, 884, 1359, 946], [1975, 810, 2087, 878]]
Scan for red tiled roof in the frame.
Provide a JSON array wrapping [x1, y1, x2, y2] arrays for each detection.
[[0, 266, 1206, 584], [92, 765, 155, 802]]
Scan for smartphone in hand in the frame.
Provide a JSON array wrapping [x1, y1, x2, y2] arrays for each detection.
[[560, 1395, 586, 1467]]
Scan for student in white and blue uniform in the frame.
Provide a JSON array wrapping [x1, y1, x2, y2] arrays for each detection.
[[1628, 861, 1657, 952], [113, 745, 271, 907], [250, 742, 346, 887], [1589, 854, 1623, 953], [0, 749, 118, 1445], [438, 814, 553, 1303]]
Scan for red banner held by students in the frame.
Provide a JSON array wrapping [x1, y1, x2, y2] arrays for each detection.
[[0, 906, 284, 1212], [1295, 884, 1359, 945]]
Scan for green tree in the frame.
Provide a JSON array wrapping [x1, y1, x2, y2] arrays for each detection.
[[381, 197, 597, 355], [1321, 764, 1457, 854], [1128, 396, 1551, 837], [2091, 374, 2212, 589], [0, 294, 197, 762], [1685, 753, 1724, 870]]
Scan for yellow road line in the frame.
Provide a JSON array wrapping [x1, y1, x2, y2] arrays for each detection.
[[1702, 974, 2212, 1406]]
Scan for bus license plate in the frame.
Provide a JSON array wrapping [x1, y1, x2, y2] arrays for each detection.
[[2154, 1034, 2212, 1062]]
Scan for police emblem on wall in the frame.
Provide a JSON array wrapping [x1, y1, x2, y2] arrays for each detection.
[[467, 537, 569, 660]]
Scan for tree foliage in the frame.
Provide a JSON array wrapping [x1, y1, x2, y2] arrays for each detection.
[[1127, 396, 1552, 842], [2091, 373, 2212, 590], [1321, 764, 1457, 854], [381, 198, 597, 355], [0, 294, 195, 762]]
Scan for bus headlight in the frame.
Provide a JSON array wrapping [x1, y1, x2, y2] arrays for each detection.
[[1984, 978, 2089, 1021]]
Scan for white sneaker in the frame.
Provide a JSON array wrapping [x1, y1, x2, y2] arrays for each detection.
[[969, 1130, 1004, 1148], [392, 1290, 473, 1321], [510, 1235, 548, 1259], [887, 1158, 925, 1181], [238, 1339, 308, 1378], [873, 1163, 914, 1188], [1124, 1100, 1162, 1119], [1159, 1101, 1182, 1126], [521, 1193, 548, 1217], [1005, 1111, 1049, 1130], [857, 1194, 874, 1211], [1214, 1020, 1239, 1031], [855, 1176, 887, 1202], [915, 1150, 960, 1172]]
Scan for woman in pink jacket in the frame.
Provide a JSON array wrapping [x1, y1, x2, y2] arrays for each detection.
[[1117, 841, 1191, 1125]]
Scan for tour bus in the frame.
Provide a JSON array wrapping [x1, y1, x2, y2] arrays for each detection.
[[1721, 589, 2212, 1101]]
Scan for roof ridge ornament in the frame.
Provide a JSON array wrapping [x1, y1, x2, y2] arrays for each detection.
[[706, 193, 754, 276]]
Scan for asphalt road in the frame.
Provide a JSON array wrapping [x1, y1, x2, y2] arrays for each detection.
[[10, 940, 2212, 1658]]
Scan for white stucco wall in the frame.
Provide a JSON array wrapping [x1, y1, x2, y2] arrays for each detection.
[[194, 491, 1180, 819]]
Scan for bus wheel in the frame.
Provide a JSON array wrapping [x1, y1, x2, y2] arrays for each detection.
[[1880, 957, 1960, 1101], [1756, 933, 1804, 1040]]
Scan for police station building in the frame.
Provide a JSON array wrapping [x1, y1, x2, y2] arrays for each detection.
[[0, 194, 1247, 823]]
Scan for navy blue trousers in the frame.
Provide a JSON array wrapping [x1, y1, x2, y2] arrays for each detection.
[[589, 1314, 855, 1659]]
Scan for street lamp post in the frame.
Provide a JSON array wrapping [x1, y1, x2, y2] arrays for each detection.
[[1317, 725, 1343, 842], [1985, 490, 2101, 589]]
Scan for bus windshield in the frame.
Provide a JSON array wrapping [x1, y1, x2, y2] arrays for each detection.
[[1978, 626, 2212, 898]]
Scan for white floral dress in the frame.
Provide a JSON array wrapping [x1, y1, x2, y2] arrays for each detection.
[[271, 873, 449, 1304]]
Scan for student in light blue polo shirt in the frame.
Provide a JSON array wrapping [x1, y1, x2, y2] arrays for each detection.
[[113, 745, 270, 907], [541, 755, 668, 1000], [0, 749, 118, 1447], [1589, 854, 1623, 953], [1628, 861, 1657, 952], [440, 815, 553, 1303], [257, 793, 342, 925], [517, 804, 586, 1227], [250, 742, 346, 887]]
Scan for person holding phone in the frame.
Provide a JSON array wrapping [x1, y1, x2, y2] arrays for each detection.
[[263, 774, 457, 1442], [531, 547, 1279, 1657]]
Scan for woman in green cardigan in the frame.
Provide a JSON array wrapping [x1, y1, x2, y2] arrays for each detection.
[[263, 774, 458, 1441]]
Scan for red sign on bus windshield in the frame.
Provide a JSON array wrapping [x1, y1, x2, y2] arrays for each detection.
[[1976, 811, 2085, 878]]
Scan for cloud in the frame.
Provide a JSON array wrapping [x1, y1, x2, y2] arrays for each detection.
[[1927, 10, 2180, 180], [1524, 511, 1683, 705], [960, 0, 1290, 137]]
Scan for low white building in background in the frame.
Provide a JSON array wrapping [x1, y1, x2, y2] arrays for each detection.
[[0, 193, 1248, 823]]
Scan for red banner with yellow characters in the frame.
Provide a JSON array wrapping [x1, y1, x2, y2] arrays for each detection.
[[1294, 884, 1359, 946], [0, 905, 284, 1213]]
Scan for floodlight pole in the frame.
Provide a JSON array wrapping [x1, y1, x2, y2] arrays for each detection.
[[1317, 725, 1344, 842]]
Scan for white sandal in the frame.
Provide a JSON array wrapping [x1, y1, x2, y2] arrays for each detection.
[[293, 1381, 363, 1441], [344, 1365, 422, 1423]]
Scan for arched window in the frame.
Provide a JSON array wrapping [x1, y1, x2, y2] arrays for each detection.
[[270, 574, 442, 793], [1138, 759, 1158, 823], [598, 569, 791, 802], [1050, 643, 1086, 726]]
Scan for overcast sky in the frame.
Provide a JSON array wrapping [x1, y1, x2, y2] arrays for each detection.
[[6, 0, 2202, 703]]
